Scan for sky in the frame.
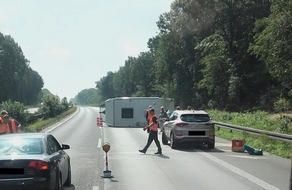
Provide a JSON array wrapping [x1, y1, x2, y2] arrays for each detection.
[[0, 0, 172, 100]]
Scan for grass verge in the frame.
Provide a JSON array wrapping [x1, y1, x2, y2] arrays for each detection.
[[24, 106, 77, 132], [208, 109, 292, 159]]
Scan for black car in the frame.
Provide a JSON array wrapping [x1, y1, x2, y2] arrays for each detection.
[[0, 133, 71, 190]]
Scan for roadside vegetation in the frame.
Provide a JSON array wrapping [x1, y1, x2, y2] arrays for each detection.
[[24, 106, 76, 132], [0, 95, 74, 132], [208, 110, 292, 159], [94, 1, 292, 114]]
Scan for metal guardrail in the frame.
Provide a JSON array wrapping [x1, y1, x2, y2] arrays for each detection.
[[214, 121, 292, 143]]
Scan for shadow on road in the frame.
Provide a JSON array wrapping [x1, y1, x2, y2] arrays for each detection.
[[174, 144, 225, 153], [62, 184, 75, 190], [138, 152, 170, 159]]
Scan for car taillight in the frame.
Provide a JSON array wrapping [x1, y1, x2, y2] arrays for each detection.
[[175, 122, 189, 127], [29, 161, 49, 170]]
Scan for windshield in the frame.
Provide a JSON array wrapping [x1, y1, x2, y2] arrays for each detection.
[[180, 114, 210, 122], [0, 137, 43, 155]]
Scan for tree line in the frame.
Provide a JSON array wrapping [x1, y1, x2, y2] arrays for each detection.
[[0, 33, 71, 124], [0, 33, 44, 105], [95, 0, 291, 112]]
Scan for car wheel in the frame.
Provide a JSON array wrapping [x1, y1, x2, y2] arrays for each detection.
[[207, 141, 215, 149], [170, 132, 178, 149], [64, 164, 71, 186], [162, 131, 168, 145], [55, 173, 62, 190]]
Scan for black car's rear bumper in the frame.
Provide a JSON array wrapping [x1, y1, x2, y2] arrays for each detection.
[[0, 177, 53, 190]]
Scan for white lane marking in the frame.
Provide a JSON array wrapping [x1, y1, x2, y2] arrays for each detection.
[[215, 142, 232, 147], [97, 138, 102, 148], [45, 107, 79, 133], [225, 155, 267, 160], [199, 152, 280, 190], [92, 186, 99, 190]]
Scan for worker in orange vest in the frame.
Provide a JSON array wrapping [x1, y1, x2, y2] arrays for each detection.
[[1, 114, 21, 134], [0, 110, 8, 123], [0, 110, 8, 134], [139, 115, 162, 155]]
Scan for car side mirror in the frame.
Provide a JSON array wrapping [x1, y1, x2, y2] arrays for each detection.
[[62, 144, 70, 150]]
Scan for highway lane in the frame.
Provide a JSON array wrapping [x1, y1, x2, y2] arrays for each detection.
[[43, 107, 105, 190], [102, 114, 291, 190], [44, 107, 291, 190]]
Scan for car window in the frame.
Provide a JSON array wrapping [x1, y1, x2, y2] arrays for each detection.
[[166, 110, 173, 118], [47, 135, 62, 155], [180, 114, 210, 122], [0, 137, 43, 155], [169, 112, 178, 121]]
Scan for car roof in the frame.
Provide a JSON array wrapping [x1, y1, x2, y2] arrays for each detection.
[[0, 133, 48, 139], [174, 110, 208, 115]]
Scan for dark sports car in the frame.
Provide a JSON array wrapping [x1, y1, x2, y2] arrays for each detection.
[[0, 133, 71, 190]]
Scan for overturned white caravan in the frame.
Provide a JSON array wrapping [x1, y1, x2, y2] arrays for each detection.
[[104, 97, 174, 127]]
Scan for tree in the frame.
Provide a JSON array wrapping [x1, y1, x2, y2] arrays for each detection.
[[74, 88, 100, 105], [0, 33, 44, 105], [250, 0, 292, 106], [95, 72, 115, 101]]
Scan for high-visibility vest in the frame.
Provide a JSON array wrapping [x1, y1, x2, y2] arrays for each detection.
[[149, 122, 159, 132], [147, 112, 154, 124], [148, 114, 156, 124], [4, 119, 18, 133], [0, 122, 6, 134]]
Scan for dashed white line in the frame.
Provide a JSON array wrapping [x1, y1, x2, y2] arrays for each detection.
[[92, 186, 99, 190], [97, 138, 102, 148], [225, 155, 267, 159]]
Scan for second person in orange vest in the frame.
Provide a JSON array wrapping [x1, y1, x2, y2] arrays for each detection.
[[139, 116, 162, 155], [1, 114, 21, 133], [0, 110, 8, 123]]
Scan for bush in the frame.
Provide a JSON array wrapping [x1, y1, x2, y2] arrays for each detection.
[[0, 100, 29, 124], [274, 97, 290, 112], [25, 106, 76, 132]]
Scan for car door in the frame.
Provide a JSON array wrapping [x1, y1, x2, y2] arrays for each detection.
[[164, 112, 178, 138], [47, 135, 68, 185]]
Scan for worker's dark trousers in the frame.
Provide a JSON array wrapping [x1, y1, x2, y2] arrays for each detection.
[[142, 131, 162, 153]]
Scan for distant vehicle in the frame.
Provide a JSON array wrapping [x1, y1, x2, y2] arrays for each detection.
[[104, 97, 174, 127], [0, 133, 71, 190], [161, 110, 215, 149]]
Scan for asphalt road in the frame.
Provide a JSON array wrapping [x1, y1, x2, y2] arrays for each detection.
[[44, 107, 291, 190]]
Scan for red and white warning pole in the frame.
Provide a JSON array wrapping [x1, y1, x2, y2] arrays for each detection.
[[102, 142, 112, 178], [105, 152, 109, 171]]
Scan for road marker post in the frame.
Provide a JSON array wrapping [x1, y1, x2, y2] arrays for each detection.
[[102, 142, 112, 178]]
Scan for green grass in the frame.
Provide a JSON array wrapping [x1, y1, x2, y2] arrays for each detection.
[[24, 106, 77, 132], [208, 110, 292, 159]]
